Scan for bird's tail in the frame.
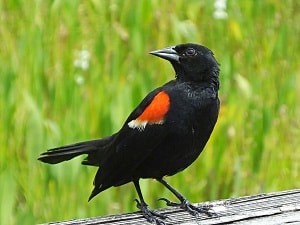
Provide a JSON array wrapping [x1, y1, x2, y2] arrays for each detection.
[[38, 135, 114, 166]]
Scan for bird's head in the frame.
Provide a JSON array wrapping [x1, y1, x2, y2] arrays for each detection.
[[150, 43, 219, 86]]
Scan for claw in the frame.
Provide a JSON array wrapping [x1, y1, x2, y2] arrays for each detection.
[[156, 179, 216, 218], [158, 198, 179, 207], [135, 199, 168, 224], [158, 197, 215, 217], [180, 199, 215, 217], [134, 199, 140, 208], [195, 204, 216, 217]]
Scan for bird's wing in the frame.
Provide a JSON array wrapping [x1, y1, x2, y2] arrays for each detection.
[[89, 87, 174, 198]]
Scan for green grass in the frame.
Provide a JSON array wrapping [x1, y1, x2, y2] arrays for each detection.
[[1, 1, 300, 224]]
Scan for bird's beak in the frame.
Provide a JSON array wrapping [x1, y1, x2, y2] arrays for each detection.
[[150, 46, 179, 62]]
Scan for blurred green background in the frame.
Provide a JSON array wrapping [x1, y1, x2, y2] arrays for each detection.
[[1, 0, 299, 224]]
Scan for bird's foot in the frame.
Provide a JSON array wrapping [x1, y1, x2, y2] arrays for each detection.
[[135, 199, 168, 225], [159, 198, 214, 217]]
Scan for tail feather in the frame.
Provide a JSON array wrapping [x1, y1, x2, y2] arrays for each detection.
[[38, 136, 114, 165]]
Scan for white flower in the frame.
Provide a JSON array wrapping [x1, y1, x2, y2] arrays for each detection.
[[213, 0, 228, 20], [74, 49, 90, 70], [75, 75, 85, 85]]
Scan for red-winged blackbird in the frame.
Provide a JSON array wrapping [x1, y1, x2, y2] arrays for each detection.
[[39, 43, 220, 224]]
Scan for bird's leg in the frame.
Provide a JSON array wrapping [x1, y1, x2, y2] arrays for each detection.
[[157, 178, 213, 216], [133, 180, 168, 225]]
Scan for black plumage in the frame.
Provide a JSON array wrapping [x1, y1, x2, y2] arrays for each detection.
[[39, 43, 220, 224]]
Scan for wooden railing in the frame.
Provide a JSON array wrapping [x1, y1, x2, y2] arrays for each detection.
[[40, 189, 300, 225]]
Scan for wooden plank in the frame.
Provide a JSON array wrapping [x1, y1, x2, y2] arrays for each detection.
[[40, 189, 300, 225]]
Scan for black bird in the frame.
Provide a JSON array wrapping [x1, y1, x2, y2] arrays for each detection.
[[39, 43, 220, 224]]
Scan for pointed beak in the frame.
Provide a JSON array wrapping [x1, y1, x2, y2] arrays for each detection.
[[150, 46, 179, 62]]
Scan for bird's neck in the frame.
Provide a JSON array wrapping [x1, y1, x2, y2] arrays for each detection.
[[209, 69, 220, 91], [175, 68, 220, 91]]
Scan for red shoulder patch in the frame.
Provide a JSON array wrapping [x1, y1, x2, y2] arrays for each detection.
[[128, 91, 170, 130], [138, 91, 170, 122]]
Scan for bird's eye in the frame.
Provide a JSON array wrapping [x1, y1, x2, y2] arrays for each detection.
[[185, 48, 196, 56]]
